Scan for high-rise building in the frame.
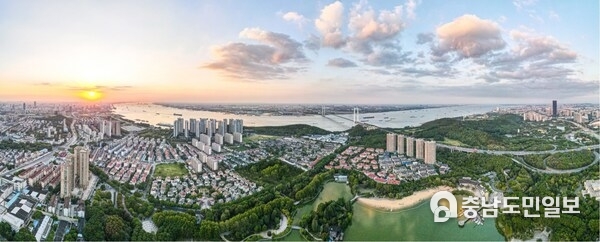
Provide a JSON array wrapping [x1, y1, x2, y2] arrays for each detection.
[[207, 158, 218, 171], [424, 141, 436, 164], [60, 146, 90, 198], [184, 120, 189, 138], [386, 133, 397, 152], [397, 135, 405, 155], [415, 139, 425, 159], [60, 158, 73, 198], [406, 137, 415, 157], [190, 119, 197, 136], [199, 119, 207, 135], [113, 121, 121, 136], [22, 102, 26, 110], [552, 100, 557, 118], [233, 132, 243, 143], [224, 133, 234, 144], [214, 133, 224, 145], [34, 101, 36, 108], [74, 147, 90, 188]]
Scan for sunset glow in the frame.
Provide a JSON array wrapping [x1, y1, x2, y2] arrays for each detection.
[[79, 90, 103, 102], [0, 1, 597, 104]]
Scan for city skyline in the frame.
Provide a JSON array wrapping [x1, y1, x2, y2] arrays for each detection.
[[0, 0, 598, 104]]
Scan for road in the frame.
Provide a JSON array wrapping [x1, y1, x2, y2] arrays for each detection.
[[437, 143, 599, 155], [511, 151, 599, 174], [279, 157, 308, 171], [565, 119, 600, 140], [0, 116, 78, 177]]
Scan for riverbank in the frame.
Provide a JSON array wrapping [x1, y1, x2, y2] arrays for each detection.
[[357, 186, 454, 211]]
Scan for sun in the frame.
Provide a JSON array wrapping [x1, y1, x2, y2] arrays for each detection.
[[79, 90, 104, 101]]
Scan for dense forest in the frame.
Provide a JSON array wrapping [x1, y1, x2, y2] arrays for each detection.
[[0, 140, 52, 152], [347, 125, 387, 149], [300, 198, 353, 240], [236, 158, 303, 185]]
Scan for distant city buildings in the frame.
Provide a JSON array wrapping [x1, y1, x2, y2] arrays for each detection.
[[552, 100, 558, 118]]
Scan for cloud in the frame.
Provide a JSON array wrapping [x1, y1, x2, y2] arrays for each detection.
[[202, 28, 308, 80], [348, 2, 405, 45], [303, 34, 321, 51], [478, 29, 578, 83], [432, 14, 506, 58], [548, 10, 560, 21], [405, 0, 420, 20], [327, 58, 358, 68], [315, 1, 346, 48], [513, 0, 538, 11], [35, 82, 52, 86], [68, 85, 133, 91], [281, 11, 308, 26], [416, 33, 434, 44]]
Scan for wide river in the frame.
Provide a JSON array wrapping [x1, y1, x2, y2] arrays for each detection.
[[113, 103, 497, 131]]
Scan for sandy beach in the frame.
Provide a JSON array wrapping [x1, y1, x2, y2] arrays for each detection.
[[357, 186, 454, 211]]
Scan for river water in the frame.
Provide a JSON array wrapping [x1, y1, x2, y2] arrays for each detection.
[[113, 103, 496, 131]]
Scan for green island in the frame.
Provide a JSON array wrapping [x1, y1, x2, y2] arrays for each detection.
[[78, 114, 599, 241]]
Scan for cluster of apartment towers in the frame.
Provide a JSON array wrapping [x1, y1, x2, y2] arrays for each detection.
[[386, 133, 437, 164], [60, 146, 90, 198]]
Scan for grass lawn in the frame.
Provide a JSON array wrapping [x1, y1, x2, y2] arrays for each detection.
[[245, 134, 278, 143], [154, 163, 189, 177], [442, 138, 468, 147]]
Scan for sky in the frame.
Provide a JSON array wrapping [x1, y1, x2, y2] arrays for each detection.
[[0, 0, 598, 104]]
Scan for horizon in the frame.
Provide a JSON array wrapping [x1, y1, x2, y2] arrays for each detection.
[[0, 0, 598, 104], [2, 100, 599, 107]]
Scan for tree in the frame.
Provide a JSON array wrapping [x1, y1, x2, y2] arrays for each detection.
[[32, 210, 43, 220], [64, 228, 78, 242], [14, 228, 36, 241], [105, 215, 128, 241], [0, 222, 15, 240]]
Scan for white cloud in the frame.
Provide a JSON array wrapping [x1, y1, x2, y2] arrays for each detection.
[[315, 1, 346, 48], [432, 14, 506, 58], [281, 11, 308, 26]]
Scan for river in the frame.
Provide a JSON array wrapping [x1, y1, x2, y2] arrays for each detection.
[[112, 103, 497, 131]]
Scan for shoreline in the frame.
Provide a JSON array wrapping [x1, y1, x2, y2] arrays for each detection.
[[357, 186, 454, 211]]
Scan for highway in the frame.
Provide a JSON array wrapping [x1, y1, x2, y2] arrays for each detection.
[[0, 117, 78, 177], [437, 143, 600, 155], [510, 151, 599, 174]]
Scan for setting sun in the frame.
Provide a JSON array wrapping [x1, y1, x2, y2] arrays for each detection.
[[79, 90, 103, 101]]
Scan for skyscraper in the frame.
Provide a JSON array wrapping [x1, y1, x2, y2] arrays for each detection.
[[74, 146, 90, 188], [552, 100, 557, 118], [424, 141, 436, 164], [60, 146, 90, 198], [60, 157, 73, 198], [386, 133, 397, 152], [415, 139, 425, 159], [406, 137, 415, 157], [397, 135, 405, 155]]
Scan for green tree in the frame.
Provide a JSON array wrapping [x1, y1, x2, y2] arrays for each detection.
[[14, 228, 36, 241], [0, 222, 15, 240], [104, 215, 128, 241]]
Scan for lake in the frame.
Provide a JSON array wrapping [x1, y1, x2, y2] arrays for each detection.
[[286, 182, 505, 241]]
